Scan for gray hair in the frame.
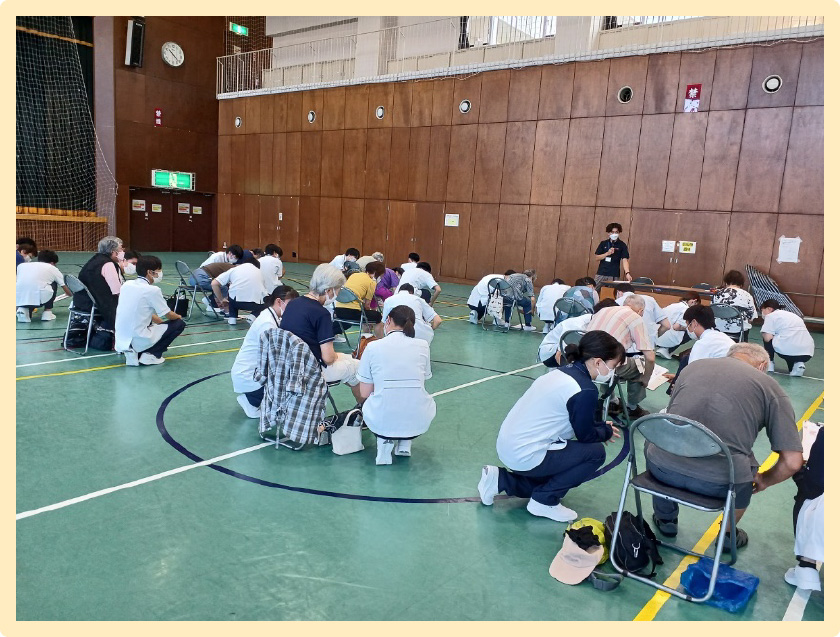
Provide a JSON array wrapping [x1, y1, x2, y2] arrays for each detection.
[[623, 294, 646, 312], [727, 343, 770, 370], [523, 268, 537, 281], [97, 236, 123, 255], [310, 264, 346, 295], [372, 252, 385, 262]]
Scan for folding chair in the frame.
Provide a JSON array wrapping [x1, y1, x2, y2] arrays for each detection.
[[552, 297, 591, 328], [482, 277, 522, 332], [174, 260, 221, 321], [557, 329, 586, 364], [745, 264, 803, 318], [562, 286, 596, 314], [62, 274, 100, 356], [710, 304, 747, 342], [611, 413, 738, 603], [631, 277, 654, 285], [333, 286, 370, 350], [343, 260, 362, 276]]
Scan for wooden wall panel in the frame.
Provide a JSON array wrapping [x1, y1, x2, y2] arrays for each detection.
[[493, 204, 529, 274], [339, 198, 364, 253], [258, 133, 274, 195], [501, 121, 537, 204], [408, 127, 431, 201], [368, 82, 394, 128], [523, 205, 560, 285], [633, 113, 674, 208], [228, 99, 246, 136], [344, 84, 370, 129], [556, 206, 596, 283], [561, 117, 604, 206], [277, 196, 299, 261], [664, 112, 709, 210], [322, 87, 346, 130], [362, 199, 388, 256], [320, 130, 345, 198], [723, 212, 778, 278], [779, 106, 823, 215], [426, 126, 451, 201], [271, 133, 286, 196], [732, 107, 793, 212], [605, 55, 648, 117], [795, 40, 824, 106], [445, 124, 478, 202], [364, 128, 392, 199], [530, 119, 569, 206], [219, 98, 234, 136], [465, 203, 500, 280], [318, 197, 342, 262], [747, 41, 802, 109], [431, 78, 454, 126], [676, 50, 716, 112], [411, 81, 434, 127], [709, 47, 753, 111], [625, 209, 679, 284], [814, 259, 824, 318], [472, 123, 507, 204], [258, 195, 279, 248], [479, 70, 510, 123], [507, 67, 541, 121], [272, 93, 288, 133], [297, 196, 320, 261], [392, 82, 413, 127], [342, 129, 367, 199], [643, 53, 681, 114], [218, 135, 232, 193], [769, 214, 823, 315], [300, 90, 323, 131], [571, 59, 609, 118], [414, 202, 445, 275], [698, 110, 745, 211], [672, 211, 730, 287], [286, 92, 302, 132], [440, 202, 472, 279], [386, 201, 416, 264], [300, 131, 322, 196], [217, 193, 231, 246], [586, 207, 633, 277], [596, 115, 642, 207], [452, 74, 482, 125], [388, 128, 411, 200], [240, 194, 261, 249], [230, 135, 247, 194], [538, 63, 575, 120], [244, 97, 260, 134], [284, 131, 301, 196], [244, 135, 260, 194], [259, 95, 274, 133], [227, 194, 244, 245]]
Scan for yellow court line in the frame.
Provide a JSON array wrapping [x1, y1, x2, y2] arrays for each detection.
[[633, 390, 824, 621]]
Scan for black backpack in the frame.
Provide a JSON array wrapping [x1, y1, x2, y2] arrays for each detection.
[[604, 511, 663, 577]]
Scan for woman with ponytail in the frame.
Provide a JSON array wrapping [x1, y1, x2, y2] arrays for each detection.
[[356, 305, 436, 465], [478, 330, 625, 522]]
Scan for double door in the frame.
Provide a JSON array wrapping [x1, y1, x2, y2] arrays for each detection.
[[128, 187, 214, 252]]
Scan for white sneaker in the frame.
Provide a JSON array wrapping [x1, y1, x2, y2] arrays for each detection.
[[790, 362, 806, 377], [244, 314, 256, 324], [334, 334, 347, 343], [526, 498, 577, 522], [785, 566, 821, 591], [139, 353, 165, 365], [477, 465, 499, 506], [375, 439, 394, 465], [656, 347, 672, 360], [542, 324, 551, 334], [16, 308, 31, 323], [40, 310, 56, 321], [468, 310, 478, 325], [123, 350, 139, 366], [236, 394, 260, 419], [227, 317, 238, 325], [521, 325, 536, 332], [767, 361, 775, 373], [503, 322, 510, 329], [394, 439, 412, 456]]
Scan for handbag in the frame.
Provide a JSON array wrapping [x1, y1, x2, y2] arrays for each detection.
[[167, 289, 189, 316], [352, 334, 378, 359], [319, 408, 365, 455], [89, 323, 115, 351], [487, 289, 504, 321]]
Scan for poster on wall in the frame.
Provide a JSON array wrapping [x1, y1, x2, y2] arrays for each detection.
[[678, 241, 697, 254], [151, 204, 162, 212], [132, 199, 146, 211], [177, 203, 190, 214], [192, 206, 203, 215], [777, 236, 802, 263], [444, 214, 460, 227], [154, 108, 162, 127], [661, 240, 676, 252], [684, 84, 701, 112]]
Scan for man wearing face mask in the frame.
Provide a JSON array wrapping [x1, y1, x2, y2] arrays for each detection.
[[593, 222, 632, 292], [201, 244, 244, 267], [115, 255, 185, 366], [663, 304, 736, 393], [77, 235, 125, 329]]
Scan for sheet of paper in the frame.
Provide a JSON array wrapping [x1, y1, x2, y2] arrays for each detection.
[[777, 236, 801, 263], [662, 240, 675, 252], [646, 363, 672, 391]]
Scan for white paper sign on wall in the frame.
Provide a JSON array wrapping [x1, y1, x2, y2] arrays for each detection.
[[444, 214, 460, 227], [777, 236, 802, 263], [661, 240, 676, 252], [178, 203, 190, 214], [132, 199, 146, 211]]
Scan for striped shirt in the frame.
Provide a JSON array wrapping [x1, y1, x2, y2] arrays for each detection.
[[586, 305, 653, 352]]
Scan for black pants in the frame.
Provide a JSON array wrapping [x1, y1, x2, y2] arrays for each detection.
[[22, 282, 58, 315], [468, 303, 486, 320], [668, 331, 691, 353], [763, 340, 812, 371], [665, 351, 691, 395], [229, 298, 264, 319], [418, 289, 431, 303], [140, 319, 185, 357], [334, 307, 382, 325], [245, 386, 264, 407], [724, 330, 749, 342]]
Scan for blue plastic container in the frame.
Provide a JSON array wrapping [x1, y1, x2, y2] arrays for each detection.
[[680, 557, 760, 613]]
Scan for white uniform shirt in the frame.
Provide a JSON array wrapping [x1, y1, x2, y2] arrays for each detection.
[[201, 251, 229, 267], [537, 314, 593, 362], [356, 331, 435, 438], [215, 263, 266, 303], [761, 309, 815, 357], [328, 254, 348, 269], [617, 293, 668, 347], [399, 267, 437, 296], [15, 262, 65, 307], [258, 255, 284, 293], [687, 328, 735, 364], [400, 261, 418, 271], [535, 283, 572, 321], [467, 273, 504, 308], [382, 290, 439, 344], [114, 278, 170, 353], [231, 307, 281, 394], [655, 301, 690, 348]]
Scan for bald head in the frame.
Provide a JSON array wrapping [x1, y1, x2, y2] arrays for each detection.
[[728, 342, 770, 372], [623, 294, 646, 313]]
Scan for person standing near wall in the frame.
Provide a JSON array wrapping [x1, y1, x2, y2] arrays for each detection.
[[593, 222, 631, 291]]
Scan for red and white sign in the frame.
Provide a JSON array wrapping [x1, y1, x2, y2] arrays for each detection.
[[154, 107, 163, 127], [177, 202, 190, 214], [683, 84, 701, 113]]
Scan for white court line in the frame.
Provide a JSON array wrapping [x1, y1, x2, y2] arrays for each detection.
[[16, 337, 246, 369], [782, 563, 822, 621], [16, 363, 542, 521], [770, 371, 824, 382]]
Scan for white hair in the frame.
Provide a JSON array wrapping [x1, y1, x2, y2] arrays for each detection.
[[623, 294, 646, 312], [310, 264, 346, 295], [372, 252, 385, 262], [97, 236, 123, 255], [727, 343, 770, 369]]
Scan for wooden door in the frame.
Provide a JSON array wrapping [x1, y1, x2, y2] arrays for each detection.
[[627, 209, 679, 285], [171, 192, 214, 252], [128, 188, 172, 252]]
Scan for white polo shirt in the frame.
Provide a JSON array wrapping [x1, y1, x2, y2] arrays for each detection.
[[258, 255, 284, 293], [201, 251, 229, 267], [400, 261, 418, 271], [687, 328, 735, 364], [215, 263, 266, 304], [15, 262, 65, 307], [399, 267, 437, 295], [466, 273, 504, 308], [231, 307, 281, 394], [537, 314, 593, 363], [382, 290, 439, 343], [655, 301, 690, 349], [761, 310, 815, 357], [114, 278, 170, 353], [328, 254, 348, 269], [535, 283, 572, 321]]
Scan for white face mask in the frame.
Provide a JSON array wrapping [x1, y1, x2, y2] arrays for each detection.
[[117, 251, 125, 261], [23, 254, 32, 262], [594, 360, 615, 384], [609, 233, 620, 241], [152, 271, 163, 284], [124, 263, 136, 275], [346, 256, 357, 262], [227, 254, 237, 264], [324, 289, 338, 305], [687, 323, 699, 340]]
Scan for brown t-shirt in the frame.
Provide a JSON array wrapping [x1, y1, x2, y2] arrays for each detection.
[[201, 262, 235, 278], [645, 357, 802, 484]]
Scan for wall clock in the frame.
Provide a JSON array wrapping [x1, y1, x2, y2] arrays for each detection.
[[162, 41, 184, 67]]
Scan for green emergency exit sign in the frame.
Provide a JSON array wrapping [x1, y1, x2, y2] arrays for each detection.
[[229, 22, 248, 36], [151, 169, 195, 190]]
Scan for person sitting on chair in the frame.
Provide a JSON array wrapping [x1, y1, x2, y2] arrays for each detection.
[[564, 277, 600, 312], [334, 261, 386, 329], [16, 250, 72, 323], [538, 299, 618, 367], [662, 304, 735, 393], [75, 235, 125, 329], [759, 299, 814, 377], [115, 255, 185, 366], [466, 272, 505, 324], [280, 264, 365, 404], [536, 278, 571, 332], [644, 343, 803, 551], [400, 252, 420, 271], [231, 285, 299, 418], [655, 291, 701, 359], [357, 305, 436, 465], [371, 252, 401, 307], [398, 261, 441, 306], [202, 244, 244, 267], [258, 244, 285, 293], [478, 330, 624, 522], [378, 283, 442, 343], [328, 247, 360, 270], [503, 269, 537, 331], [713, 270, 758, 341], [211, 257, 267, 325]]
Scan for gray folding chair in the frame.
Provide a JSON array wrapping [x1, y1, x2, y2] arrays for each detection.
[[631, 277, 654, 285], [553, 297, 591, 328], [174, 260, 221, 321], [558, 329, 586, 365], [562, 286, 596, 313], [611, 413, 738, 603], [333, 286, 370, 350], [482, 277, 522, 332], [62, 274, 100, 356], [343, 260, 362, 276], [711, 303, 746, 342]]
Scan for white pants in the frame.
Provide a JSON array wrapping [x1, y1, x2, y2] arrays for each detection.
[[322, 352, 360, 386]]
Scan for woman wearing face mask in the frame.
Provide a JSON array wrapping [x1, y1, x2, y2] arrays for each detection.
[[279, 264, 365, 404], [231, 285, 300, 418], [593, 222, 632, 292], [478, 330, 625, 523], [114, 255, 185, 366], [76, 235, 125, 329], [119, 250, 141, 278]]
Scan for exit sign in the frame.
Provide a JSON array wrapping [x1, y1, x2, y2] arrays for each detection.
[[151, 169, 195, 191], [229, 22, 248, 36]]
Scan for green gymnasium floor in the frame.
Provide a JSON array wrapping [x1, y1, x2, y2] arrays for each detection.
[[15, 253, 824, 621]]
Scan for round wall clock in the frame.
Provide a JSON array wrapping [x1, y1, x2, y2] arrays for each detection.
[[162, 42, 184, 67]]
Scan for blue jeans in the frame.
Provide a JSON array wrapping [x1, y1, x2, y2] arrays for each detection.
[[503, 297, 532, 325]]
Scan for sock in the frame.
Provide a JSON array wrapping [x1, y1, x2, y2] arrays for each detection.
[[798, 559, 817, 569]]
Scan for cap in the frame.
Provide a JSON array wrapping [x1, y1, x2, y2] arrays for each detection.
[[549, 534, 605, 585]]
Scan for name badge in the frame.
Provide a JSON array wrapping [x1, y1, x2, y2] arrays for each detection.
[[605, 257, 611, 262]]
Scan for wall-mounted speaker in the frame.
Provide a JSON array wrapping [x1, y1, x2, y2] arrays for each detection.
[[125, 17, 145, 67]]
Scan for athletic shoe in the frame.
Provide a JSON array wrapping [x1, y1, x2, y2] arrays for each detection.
[[785, 566, 821, 591], [123, 350, 139, 366], [790, 362, 806, 377], [656, 347, 672, 360], [227, 317, 238, 325], [139, 353, 165, 365], [375, 439, 394, 465], [652, 515, 678, 537], [334, 334, 347, 343], [477, 465, 499, 505], [394, 439, 412, 456], [468, 310, 478, 325], [542, 324, 551, 334], [16, 308, 31, 323], [526, 498, 577, 522], [503, 322, 510, 329], [627, 406, 650, 419], [521, 325, 536, 332], [767, 361, 775, 373], [236, 394, 260, 419], [40, 310, 56, 321], [244, 314, 256, 324]]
